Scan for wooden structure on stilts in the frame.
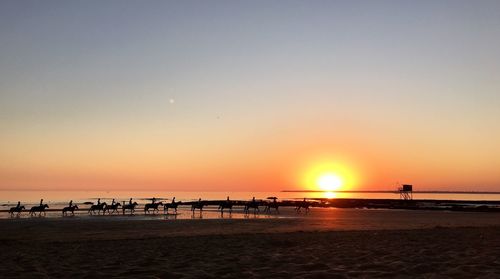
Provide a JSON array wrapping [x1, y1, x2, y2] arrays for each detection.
[[398, 184, 413, 200]]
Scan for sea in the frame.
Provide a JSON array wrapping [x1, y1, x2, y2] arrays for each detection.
[[2, 190, 500, 205], [2, 190, 500, 219]]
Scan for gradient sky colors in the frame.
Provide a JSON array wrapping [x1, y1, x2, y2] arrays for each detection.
[[1, 1, 500, 191]]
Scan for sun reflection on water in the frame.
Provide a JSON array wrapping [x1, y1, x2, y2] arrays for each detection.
[[323, 191, 337, 199]]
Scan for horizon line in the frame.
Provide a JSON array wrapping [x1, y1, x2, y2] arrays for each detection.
[[281, 190, 500, 194]]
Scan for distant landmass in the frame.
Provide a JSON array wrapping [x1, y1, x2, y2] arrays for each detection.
[[282, 190, 500, 194]]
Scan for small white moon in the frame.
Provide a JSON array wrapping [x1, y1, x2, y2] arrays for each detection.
[[169, 99, 175, 104]]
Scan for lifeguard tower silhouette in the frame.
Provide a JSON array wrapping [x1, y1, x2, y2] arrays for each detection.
[[398, 184, 413, 200]]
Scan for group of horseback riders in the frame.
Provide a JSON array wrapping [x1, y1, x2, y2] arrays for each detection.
[[8, 196, 312, 217], [87, 197, 139, 215], [9, 199, 49, 217], [192, 196, 283, 215]]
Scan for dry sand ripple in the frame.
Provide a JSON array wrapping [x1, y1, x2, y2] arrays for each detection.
[[1, 209, 500, 278]]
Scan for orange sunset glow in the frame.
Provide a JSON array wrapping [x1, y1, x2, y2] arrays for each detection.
[[300, 159, 359, 192], [1, 1, 499, 194], [2, 2, 500, 279]]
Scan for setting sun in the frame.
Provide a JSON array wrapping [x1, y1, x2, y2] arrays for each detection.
[[317, 174, 343, 191], [299, 157, 360, 192]]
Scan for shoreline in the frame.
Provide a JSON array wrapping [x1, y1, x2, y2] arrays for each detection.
[[2, 208, 500, 240], [3, 197, 500, 216]]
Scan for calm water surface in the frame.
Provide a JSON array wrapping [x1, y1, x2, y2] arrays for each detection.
[[2, 190, 500, 205], [2, 190, 500, 220]]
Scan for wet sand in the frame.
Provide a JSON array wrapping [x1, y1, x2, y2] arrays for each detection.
[[1, 208, 500, 278]]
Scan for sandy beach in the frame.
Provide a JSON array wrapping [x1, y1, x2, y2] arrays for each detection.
[[1, 208, 500, 278]]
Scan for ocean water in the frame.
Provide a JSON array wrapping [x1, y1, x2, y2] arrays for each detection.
[[2, 190, 500, 220], [2, 190, 500, 207]]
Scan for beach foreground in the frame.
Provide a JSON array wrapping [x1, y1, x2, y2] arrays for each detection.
[[1, 209, 500, 278]]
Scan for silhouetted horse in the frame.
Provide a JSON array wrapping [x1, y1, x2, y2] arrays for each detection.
[[62, 205, 78, 216], [88, 202, 107, 215], [264, 201, 280, 214], [144, 202, 163, 214], [9, 206, 25, 217], [244, 201, 260, 214], [29, 204, 49, 216], [122, 202, 138, 215], [218, 201, 233, 215], [164, 201, 181, 214], [104, 203, 121, 214], [295, 201, 311, 213], [191, 200, 205, 213]]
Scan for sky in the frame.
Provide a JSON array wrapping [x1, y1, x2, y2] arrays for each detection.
[[1, 0, 500, 192]]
